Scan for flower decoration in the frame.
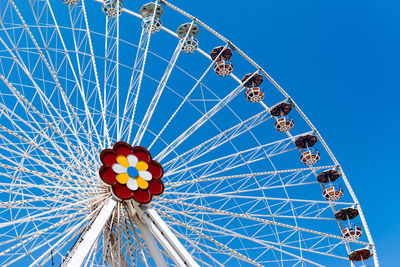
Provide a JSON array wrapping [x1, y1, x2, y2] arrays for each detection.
[[99, 142, 164, 204]]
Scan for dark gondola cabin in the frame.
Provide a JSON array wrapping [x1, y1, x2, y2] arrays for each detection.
[[242, 73, 264, 102], [317, 169, 341, 183], [348, 248, 373, 262], [140, 2, 163, 33], [210, 46, 233, 76]]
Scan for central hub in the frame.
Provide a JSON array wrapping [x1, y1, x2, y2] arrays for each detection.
[[99, 142, 164, 204], [127, 166, 139, 178]]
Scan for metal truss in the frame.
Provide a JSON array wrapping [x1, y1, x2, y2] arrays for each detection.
[[0, 0, 378, 266]]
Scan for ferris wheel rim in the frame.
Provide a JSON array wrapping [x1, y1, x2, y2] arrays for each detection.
[[93, 0, 378, 263], [0, 0, 378, 265]]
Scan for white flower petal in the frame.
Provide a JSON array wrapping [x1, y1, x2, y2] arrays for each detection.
[[139, 171, 152, 181], [127, 154, 138, 167], [127, 177, 138, 191], [112, 163, 127, 174]]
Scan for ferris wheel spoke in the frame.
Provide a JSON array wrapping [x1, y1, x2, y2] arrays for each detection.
[[157, 196, 334, 221], [111, 203, 132, 267], [103, 2, 124, 141], [157, 204, 347, 265], [166, 165, 335, 189], [3, 223, 83, 267], [122, 213, 156, 266], [121, 204, 153, 265], [0, 135, 97, 189], [0, 192, 98, 211], [0, 152, 94, 196], [119, 0, 160, 144], [0, 123, 94, 178], [154, 199, 368, 247], [148, 44, 230, 151], [0, 180, 102, 207], [133, 22, 195, 146], [81, 0, 111, 148], [172, 219, 348, 263], [155, 72, 260, 163], [0, 136, 75, 176], [9, 0, 101, 153], [0, 49, 96, 169], [0, 212, 85, 259], [120, 27, 151, 142], [0, 98, 89, 174], [156, 207, 278, 265], [27, 0, 100, 161], [0, 221, 82, 263], [163, 109, 271, 171], [62, 1, 104, 150], [160, 192, 354, 207], [167, 232, 224, 266], [27, 207, 100, 267], [0, 107, 93, 179], [164, 227, 225, 267], [1, 199, 106, 266], [0, 196, 98, 230], [158, 207, 299, 267], [116, 216, 143, 265], [0, 126, 92, 178], [0, 48, 81, 157], [112, 226, 137, 266], [165, 131, 310, 180], [168, 176, 324, 203], [166, 146, 298, 187], [5, 2, 99, 162]]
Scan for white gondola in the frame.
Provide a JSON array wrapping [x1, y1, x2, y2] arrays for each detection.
[[245, 87, 264, 103], [274, 117, 294, 132], [322, 184, 343, 201], [102, 0, 123, 18], [177, 23, 199, 53], [140, 2, 163, 33], [300, 149, 320, 165], [62, 0, 80, 6], [342, 225, 363, 241], [213, 60, 233, 76], [0, 1, 378, 266]]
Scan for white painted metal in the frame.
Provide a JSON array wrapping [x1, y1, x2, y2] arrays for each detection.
[[140, 206, 200, 267], [103, 225, 129, 267], [0, 0, 378, 266], [133, 21, 195, 146], [126, 202, 167, 267], [155, 72, 259, 162], [64, 198, 117, 267]]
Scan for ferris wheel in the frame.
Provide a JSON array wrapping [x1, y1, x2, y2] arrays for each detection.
[[0, 0, 378, 266]]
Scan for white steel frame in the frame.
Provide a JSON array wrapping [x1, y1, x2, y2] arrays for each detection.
[[0, 0, 378, 266]]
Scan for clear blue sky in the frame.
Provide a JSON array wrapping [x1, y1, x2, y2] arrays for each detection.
[[172, 0, 398, 265], [4, 0, 397, 265]]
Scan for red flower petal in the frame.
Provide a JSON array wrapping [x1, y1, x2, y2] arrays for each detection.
[[132, 147, 151, 162], [132, 188, 152, 204], [99, 165, 116, 185], [99, 143, 164, 204], [148, 161, 164, 179], [100, 149, 117, 166], [114, 142, 133, 157], [112, 183, 133, 200], [148, 178, 164, 196]]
